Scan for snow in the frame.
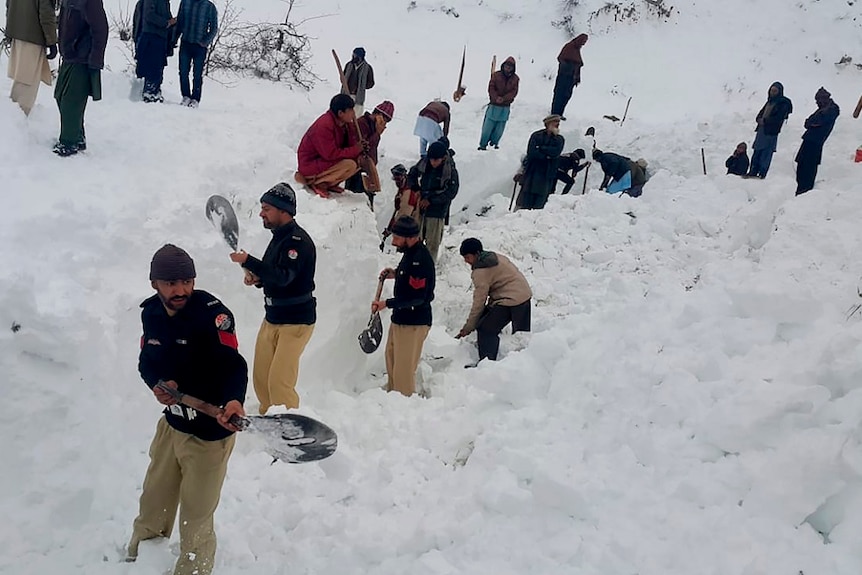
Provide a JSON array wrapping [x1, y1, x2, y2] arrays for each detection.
[[3, 0, 862, 573]]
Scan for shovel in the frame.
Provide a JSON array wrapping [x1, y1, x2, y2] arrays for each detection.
[[155, 383, 337, 463], [205, 195, 240, 250], [358, 278, 385, 353]]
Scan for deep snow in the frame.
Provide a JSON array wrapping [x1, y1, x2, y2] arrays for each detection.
[[4, 0, 862, 573]]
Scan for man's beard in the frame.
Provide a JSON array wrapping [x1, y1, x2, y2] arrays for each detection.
[[396, 245, 407, 253], [549, 126, 560, 135], [160, 294, 189, 311]]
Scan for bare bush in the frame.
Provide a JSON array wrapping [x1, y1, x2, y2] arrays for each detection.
[[553, 0, 676, 36], [0, 27, 10, 56], [205, 0, 319, 89]]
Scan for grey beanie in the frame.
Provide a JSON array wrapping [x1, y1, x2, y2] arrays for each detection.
[[150, 244, 196, 281], [260, 182, 297, 216]]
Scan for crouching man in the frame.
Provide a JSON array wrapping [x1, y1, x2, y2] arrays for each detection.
[[456, 238, 532, 364]]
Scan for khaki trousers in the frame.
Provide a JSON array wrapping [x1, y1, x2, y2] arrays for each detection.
[[128, 418, 235, 575], [422, 216, 445, 264], [297, 159, 359, 189], [7, 39, 52, 116], [384, 323, 430, 396], [253, 320, 315, 414]]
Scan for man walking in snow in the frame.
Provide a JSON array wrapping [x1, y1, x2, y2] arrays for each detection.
[[229, 183, 317, 414], [593, 148, 647, 198], [478, 56, 519, 150], [53, 0, 108, 156], [746, 81, 792, 179], [407, 139, 460, 264], [5, 0, 58, 116], [456, 238, 531, 364], [795, 87, 840, 196], [295, 93, 365, 197], [371, 216, 435, 397], [413, 100, 450, 158], [134, 0, 176, 103], [173, 0, 217, 107], [517, 114, 565, 209], [550, 33, 587, 120], [341, 46, 374, 116], [128, 244, 247, 575]]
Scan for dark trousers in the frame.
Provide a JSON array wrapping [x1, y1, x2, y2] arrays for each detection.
[[795, 141, 822, 195], [550, 62, 576, 116], [179, 41, 207, 101], [136, 32, 168, 95], [476, 299, 532, 361], [749, 148, 775, 178], [54, 63, 92, 147], [518, 191, 549, 210]]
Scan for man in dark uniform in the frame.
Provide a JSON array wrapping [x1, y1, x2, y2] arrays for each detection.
[[128, 244, 247, 575], [371, 216, 435, 397], [517, 114, 565, 210], [229, 183, 317, 414]]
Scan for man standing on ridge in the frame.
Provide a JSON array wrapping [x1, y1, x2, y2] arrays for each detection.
[[795, 87, 839, 196], [746, 81, 792, 179], [173, 0, 218, 107], [134, 0, 176, 103], [372, 216, 435, 397], [53, 0, 108, 156], [5, 0, 58, 116], [550, 33, 587, 120], [456, 238, 531, 366], [229, 183, 317, 414], [128, 244, 247, 575], [295, 94, 366, 197], [478, 56, 519, 150], [342, 46, 374, 116]]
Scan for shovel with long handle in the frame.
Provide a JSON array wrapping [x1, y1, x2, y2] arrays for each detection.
[[358, 278, 385, 353], [154, 383, 337, 463], [205, 195, 254, 284]]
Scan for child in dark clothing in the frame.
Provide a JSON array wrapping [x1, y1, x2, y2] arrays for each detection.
[[726, 142, 750, 176]]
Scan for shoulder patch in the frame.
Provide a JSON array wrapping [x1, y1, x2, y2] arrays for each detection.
[[215, 313, 232, 331], [287, 249, 298, 260]]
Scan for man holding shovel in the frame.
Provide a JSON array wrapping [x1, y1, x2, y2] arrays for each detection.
[[128, 244, 247, 575], [371, 216, 435, 397], [229, 183, 317, 414]]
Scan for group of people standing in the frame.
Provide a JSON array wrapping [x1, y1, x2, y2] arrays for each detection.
[[725, 82, 841, 195]]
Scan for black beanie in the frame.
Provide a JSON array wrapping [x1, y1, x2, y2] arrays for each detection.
[[390, 216, 420, 238], [260, 182, 297, 216], [574, 148, 586, 159], [427, 141, 447, 159], [459, 237, 483, 256], [150, 244, 196, 281]]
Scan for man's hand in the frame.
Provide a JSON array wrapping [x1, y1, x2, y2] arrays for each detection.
[[243, 270, 259, 286], [154, 380, 180, 406], [168, 17, 177, 26], [371, 300, 387, 313], [217, 400, 246, 432], [379, 267, 396, 281], [418, 199, 430, 211], [46, 44, 58, 60], [455, 328, 469, 339], [229, 251, 249, 265]]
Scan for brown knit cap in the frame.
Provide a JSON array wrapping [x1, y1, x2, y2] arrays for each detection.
[[149, 244, 196, 281]]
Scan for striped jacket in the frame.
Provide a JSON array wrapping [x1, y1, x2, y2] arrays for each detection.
[[176, 0, 217, 46]]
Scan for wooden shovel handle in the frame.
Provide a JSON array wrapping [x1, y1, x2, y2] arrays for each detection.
[[374, 277, 384, 301], [156, 382, 250, 430]]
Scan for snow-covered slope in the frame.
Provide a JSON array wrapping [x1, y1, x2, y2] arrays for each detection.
[[4, 0, 862, 573]]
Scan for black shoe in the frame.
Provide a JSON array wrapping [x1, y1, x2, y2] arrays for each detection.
[[478, 146, 487, 151], [53, 142, 78, 157], [76, 139, 86, 151], [493, 144, 499, 149], [560, 116, 567, 121]]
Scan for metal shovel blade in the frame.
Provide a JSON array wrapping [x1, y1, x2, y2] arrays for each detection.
[[244, 413, 338, 463], [358, 312, 383, 354], [205, 195, 240, 251]]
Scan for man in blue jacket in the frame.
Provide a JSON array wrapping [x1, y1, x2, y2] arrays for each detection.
[[795, 87, 840, 196], [174, 0, 217, 107]]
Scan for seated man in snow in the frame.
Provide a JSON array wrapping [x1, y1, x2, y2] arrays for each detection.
[[593, 148, 647, 198], [295, 93, 365, 197], [725, 142, 750, 176]]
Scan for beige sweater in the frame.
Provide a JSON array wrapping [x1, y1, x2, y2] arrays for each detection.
[[462, 252, 532, 333]]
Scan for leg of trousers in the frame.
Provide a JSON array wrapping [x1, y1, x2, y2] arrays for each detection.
[[478, 112, 494, 148], [192, 47, 206, 101], [421, 217, 445, 264], [253, 320, 315, 414], [178, 43, 192, 99], [54, 63, 90, 146], [795, 158, 818, 195], [419, 137, 429, 158], [305, 159, 359, 189], [10, 81, 39, 115], [551, 74, 574, 116], [489, 118, 507, 146], [476, 306, 513, 361], [384, 323, 431, 396]]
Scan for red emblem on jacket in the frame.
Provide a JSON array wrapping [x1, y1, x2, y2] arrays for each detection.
[[408, 276, 426, 289]]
